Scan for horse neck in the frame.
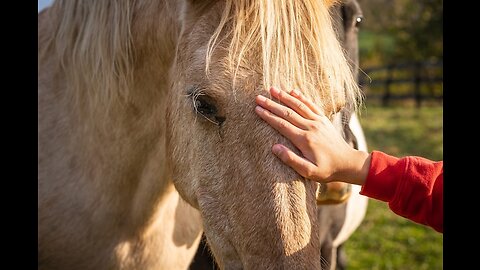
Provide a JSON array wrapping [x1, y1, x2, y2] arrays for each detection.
[[38, 0, 184, 231]]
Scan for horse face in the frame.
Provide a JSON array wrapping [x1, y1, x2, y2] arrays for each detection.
[[166, 2, 322, 269]]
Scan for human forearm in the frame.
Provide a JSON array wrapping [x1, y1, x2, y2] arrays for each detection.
[[336, 149, 371, 186], [361, 151, 443, 232]]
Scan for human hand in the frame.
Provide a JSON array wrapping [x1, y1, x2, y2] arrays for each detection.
[[254, 86, 370, 185]]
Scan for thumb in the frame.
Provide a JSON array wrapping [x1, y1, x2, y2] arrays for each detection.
[[272, 144, 319, 182]]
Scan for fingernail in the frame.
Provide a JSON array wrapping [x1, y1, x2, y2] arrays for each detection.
[[256, 95, 266, 102], [291, 89, 300, 96], [255, 106, 264, 113], [272, 145, 282, 155], [270, 87, 280, 95]]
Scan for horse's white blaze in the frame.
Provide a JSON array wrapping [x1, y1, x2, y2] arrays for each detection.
[[348, 113, 368, 154], [332, 113, 368, 248]]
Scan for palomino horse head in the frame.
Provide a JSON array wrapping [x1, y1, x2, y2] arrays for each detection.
[[38, 0, 362, 269], [167, 0, 361, 268]]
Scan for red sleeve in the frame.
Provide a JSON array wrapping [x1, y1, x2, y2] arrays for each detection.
[[360, 151, 443, 233]]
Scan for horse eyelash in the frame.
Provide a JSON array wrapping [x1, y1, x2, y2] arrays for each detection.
[[185, 86, 206, 113], [186, 86, 222, 126], [190, 88, 205, 113], [199, 111, 222, 126]]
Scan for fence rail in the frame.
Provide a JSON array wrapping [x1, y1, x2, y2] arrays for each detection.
[[358, 61, 443, 107]]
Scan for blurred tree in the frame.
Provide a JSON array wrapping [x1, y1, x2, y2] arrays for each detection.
[[393, 0, 443, 61], [358, 0, 442, 64]]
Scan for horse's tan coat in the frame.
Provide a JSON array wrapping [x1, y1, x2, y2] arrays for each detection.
[[38, 0, 364, 269]]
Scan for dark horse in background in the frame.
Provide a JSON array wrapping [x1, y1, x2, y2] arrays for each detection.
[[190, 0, 366, 269]]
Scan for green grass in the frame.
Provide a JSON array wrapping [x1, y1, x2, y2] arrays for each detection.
[[343, 103, 443, 270], [358, 102, 443, 161]]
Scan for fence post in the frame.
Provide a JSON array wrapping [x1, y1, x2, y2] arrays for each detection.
[[382, 64, 393, 107]]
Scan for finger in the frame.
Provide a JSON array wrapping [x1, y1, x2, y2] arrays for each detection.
[[255, 95, 309, 129], [255, 106, 303, 142], [288, 88, 324, 116], [272, 144, 318, 181], [269, 86, 321, 120]]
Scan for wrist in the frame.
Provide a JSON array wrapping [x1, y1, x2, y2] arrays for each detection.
[[350, 150, 371, 186], [333, 150, 370, 185]]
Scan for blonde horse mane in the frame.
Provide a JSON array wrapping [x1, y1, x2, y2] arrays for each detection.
[[206, 0, 363, 114], [41, 0, 362, 115], [39, 0, 134, 113]]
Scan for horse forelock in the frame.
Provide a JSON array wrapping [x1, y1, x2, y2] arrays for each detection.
[[41, 0, 361, 117], [205, 0, 363, 116]]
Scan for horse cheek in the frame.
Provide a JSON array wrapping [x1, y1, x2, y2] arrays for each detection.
[[165, 98, 201, 209]]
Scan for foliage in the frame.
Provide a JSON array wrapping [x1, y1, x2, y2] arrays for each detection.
[[358, 0, 443, 66]]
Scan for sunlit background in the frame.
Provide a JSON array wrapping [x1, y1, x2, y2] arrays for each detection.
[[38, 0, 443, 269], [347, 1, 443, 269]]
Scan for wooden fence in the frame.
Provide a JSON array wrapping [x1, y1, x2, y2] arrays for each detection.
[[358, 61, 443, 107]]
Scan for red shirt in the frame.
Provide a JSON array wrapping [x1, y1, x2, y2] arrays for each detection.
[[360, 151, 443, 233]]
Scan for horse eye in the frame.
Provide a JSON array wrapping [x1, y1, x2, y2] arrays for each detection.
[[355, 15, 363, 28], [194, 97, 217, 116], [187, 86, 225, 126], [194, 97, 225, 126]]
